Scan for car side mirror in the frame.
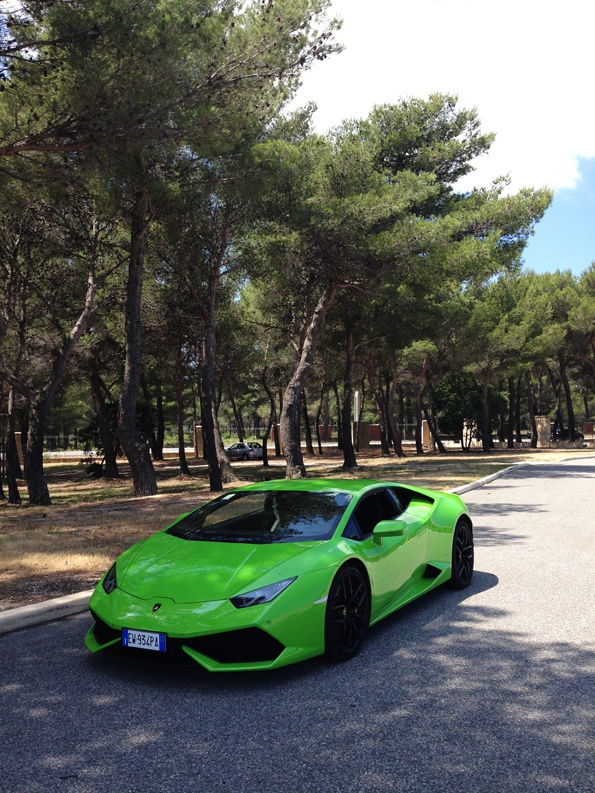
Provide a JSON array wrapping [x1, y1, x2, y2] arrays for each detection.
[[373, 519, 408, 537]]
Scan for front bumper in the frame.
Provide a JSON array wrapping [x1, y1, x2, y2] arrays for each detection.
[[85, 570, 330, 672]]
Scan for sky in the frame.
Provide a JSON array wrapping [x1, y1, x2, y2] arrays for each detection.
[[288, 0, 595, 276]]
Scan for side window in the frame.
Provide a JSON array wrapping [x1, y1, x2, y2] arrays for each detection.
[[342, 515, 362, 541], [387, 488, 405, 515], [376, 489, 400, 521], [348, 490, 400, 539]]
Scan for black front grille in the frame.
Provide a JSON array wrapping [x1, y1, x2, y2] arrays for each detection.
[[91, 612, 284, 666], [184, 627, 285, 664], [90, 610, 120, 645], [104, 639, 193, 664]]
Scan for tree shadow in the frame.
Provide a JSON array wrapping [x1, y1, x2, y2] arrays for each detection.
[[505, 463, 595, 480], [467, 502, 547, 517], [3, 571, 595, 792]]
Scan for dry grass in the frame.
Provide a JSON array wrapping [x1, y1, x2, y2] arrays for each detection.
[[0, 447, 589, 611]]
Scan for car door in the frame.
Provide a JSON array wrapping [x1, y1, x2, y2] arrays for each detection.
[[346, 489, 428, 617]]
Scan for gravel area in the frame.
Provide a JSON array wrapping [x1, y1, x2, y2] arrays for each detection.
[[1, 458, 594, 793]]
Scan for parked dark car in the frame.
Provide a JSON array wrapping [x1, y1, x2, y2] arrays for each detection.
[[224, 442, 264, 461], [550, 424, 584, 442]]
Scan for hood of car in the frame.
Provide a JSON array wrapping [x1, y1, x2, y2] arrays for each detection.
[[118, 531, 317, 604]]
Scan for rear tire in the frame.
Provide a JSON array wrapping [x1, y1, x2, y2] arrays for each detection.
[[325, 565, 370, 662], [449, 518, 474, 588]]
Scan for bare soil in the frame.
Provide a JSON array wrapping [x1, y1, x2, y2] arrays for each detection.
[[0, 447, 588, 611]]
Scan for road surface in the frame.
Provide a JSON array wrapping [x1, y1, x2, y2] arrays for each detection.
[[1, 458, 594, 793]]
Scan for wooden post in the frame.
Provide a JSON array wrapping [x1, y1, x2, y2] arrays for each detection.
[[14, 432, 24, 467], [194, 425, 205, 458]]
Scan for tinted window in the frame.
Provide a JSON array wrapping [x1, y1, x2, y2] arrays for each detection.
[[350, 489, 400, 538], [388, 488, 405, 514], [167, 491, 352, 544]]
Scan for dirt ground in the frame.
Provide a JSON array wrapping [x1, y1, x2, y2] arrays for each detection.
[[0, 447, 589, 611]]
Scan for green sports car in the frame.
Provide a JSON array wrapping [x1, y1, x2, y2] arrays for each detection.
[[85, 479, 473, 672]]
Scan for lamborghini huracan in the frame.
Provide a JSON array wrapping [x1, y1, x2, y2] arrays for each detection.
[[85, 479, 473, 671]]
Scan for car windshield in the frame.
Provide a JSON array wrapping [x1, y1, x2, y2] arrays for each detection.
[[166, 491, 352, 544]]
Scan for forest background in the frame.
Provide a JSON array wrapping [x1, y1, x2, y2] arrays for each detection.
[[0, 0, 592, 517]]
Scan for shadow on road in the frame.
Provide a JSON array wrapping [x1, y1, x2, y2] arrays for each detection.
[[3, 568, 595, 793], [506, 463, 595, 480]]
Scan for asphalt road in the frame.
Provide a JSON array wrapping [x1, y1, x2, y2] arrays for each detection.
[[2, 458, 595, 793]]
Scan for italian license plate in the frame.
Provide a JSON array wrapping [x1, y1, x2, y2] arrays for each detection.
[[122, 628, 166, 652]]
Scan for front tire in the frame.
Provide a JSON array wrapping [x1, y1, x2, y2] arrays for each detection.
[[325, 565, 370, 662], [449, 518, 474, 588]]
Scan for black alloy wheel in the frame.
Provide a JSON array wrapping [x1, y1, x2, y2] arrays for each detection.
[[325, 565, 370, 661], [449, 518, 474, 589], [242, 453, 249, 461]]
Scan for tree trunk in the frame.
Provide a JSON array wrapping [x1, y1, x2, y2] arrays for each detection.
[[202, 325, 236, 491], [323, 390, 330, 445], [141, 374, 161, 462], [6, 387, 21, 504], [155, 380, 164, 460], [0, 224, 99, 504], [366, 359, 390, 456], [19, 407, 28, 477], [182, 213, 235, 490], [386, 377, 401, 458], [546, 364, 563, 439], [415, 386, 424, 455], [117, 185, 157, 497], [261, 411, 272, 468], [280, 285, 337, 478], [394, 381, 405, 458], [578, 345, 595, 389], [526, 372, 538, 448], [0, 435, 4, 501], [384, 377, 394, 449], [341, 328, 358, 469], [176, 344, 191, 475], [355, 378, 365, 452], [507, 376, 515, 449], [315, 383, 325, 455], [374, 385, 391, 455], [422, 400, 447, 453], [301, 390, 314, 455], [537, 365, 544, 415], [25, 394, 52, 505], [559, 353, 576, 440], [229, 388, 245, 442], [262, 368, 280, 458], [497, 379, 506, 443], [90, 369, 119, 478], [480, 369, 491, 453], [333, 382, 343, 450], [515, 374, 522, 443]]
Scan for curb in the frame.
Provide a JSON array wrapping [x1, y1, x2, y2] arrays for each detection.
[[3, 453, 595, 635], [448, 453, 595, 496], [0, 589, 93, 636], [448, 462, 531, 495]]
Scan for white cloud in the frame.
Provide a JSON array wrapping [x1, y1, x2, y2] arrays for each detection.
[[290, 0, 595, 191]]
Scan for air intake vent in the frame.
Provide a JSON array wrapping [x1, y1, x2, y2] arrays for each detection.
[[184, 627, 285, 664]]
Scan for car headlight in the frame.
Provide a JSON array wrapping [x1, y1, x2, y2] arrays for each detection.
[[102, 562, 118, 594], [230, 577, 297, 609]]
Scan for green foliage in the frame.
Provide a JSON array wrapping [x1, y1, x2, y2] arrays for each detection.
[[434, 373, 503, 448]]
